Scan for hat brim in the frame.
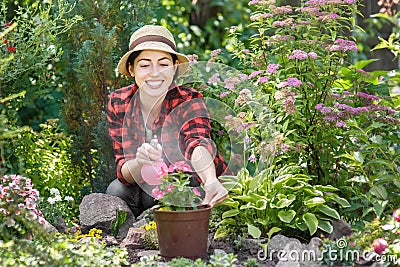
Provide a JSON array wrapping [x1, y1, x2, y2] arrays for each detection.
[[117, 42, 190, 78]]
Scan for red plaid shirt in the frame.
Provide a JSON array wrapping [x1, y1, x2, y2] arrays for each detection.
[[107, 83, 229, 185]]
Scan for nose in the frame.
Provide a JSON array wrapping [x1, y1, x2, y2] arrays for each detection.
[[149, 64, 161, 76]]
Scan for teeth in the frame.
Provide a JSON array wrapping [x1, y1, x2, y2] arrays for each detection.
[[147, 80, 163, 87]]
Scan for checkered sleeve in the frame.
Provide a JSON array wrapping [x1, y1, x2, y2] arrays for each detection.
[[179, 91, 230, 177], [107, 87, 135, 185]]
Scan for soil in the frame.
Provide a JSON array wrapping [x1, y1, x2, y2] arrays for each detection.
[[124, 232, 278, 266]]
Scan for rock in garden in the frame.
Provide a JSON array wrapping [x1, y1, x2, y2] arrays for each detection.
[[79, 193, 134, 238], [119, 227, 146, 249], [328, 219, 353, 240]]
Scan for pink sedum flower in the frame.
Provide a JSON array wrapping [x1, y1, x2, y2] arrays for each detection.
[[372, 238, 388, 254]]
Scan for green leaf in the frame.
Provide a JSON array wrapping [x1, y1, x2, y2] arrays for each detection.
[[303, 213, 318, 235], [317, 205, 340, 219], [247, 224, 261, 239], [317, 220, 333, 234], [222, 209, 240, 219], [214, 227, 228, 239], [369, 135, 383, 144], [369, 185, 388, 200], [267, 227, 281, 239], [271, 194, 296, 208], [354, 151, 364, 164], [255, 199, 267, 210], [304, 197, 325, 208], [372, 200, 388, 217], [347, 175, 369, 183], [328, 194, 350, 208], [354, 59, 379, 69], [278, 210, 296, 223]]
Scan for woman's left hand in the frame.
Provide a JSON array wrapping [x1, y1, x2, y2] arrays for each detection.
[[202, 179, 228, 207]]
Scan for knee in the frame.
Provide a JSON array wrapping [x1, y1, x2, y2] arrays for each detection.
[[106, 179, 127, 197]]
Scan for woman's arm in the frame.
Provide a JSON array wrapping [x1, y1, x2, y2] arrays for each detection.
[[191, 146, 228, 206]]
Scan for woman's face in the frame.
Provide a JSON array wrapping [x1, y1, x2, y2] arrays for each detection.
[[129, 50, 177, 98]]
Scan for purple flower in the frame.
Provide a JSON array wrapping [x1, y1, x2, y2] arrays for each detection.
[[330, 38, 358, 52], [328, 13, 339, 19], [266, 64, 280, 74], [220, 91, 231, 98], [208, 73, 221, 85], [288, 49, 308, 60], [357, 92, 380, 101], [286, 77, 302, 87], [335, 121, 347, 128], [257, 76, 270, 83], [308, 52, 317, 59], [248, 70, 264, 79], [249, 154, 257, 163]]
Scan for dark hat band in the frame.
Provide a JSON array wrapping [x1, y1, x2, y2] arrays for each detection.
[[129, 35, 177, 51]]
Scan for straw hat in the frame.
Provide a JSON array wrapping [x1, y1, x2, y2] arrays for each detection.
[[117, 25, 190, 77]]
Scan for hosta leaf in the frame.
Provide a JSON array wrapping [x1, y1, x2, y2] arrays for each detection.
[[247, 224, 261, 239], [303, 213, 318, 235], [328, 194, 350, 207], [317, 205, 340, 219], [222, 209, 240, 219], [304, 197, 325, 207], [214, 227, 228, 239], [278, 210, 296, 223], [255, 199, 267, 210], [317, 220, 333, 234]]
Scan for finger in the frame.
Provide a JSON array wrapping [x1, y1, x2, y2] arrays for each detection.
[[209, 192, 228, 207]]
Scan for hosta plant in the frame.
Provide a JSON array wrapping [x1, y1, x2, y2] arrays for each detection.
[[215, 165, 350, 240]]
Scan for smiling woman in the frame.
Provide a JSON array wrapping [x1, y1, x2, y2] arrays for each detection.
[[105, 25, 230, 218]]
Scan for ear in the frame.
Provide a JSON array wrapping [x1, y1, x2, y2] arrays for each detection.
[[128, 63, 135, 77]]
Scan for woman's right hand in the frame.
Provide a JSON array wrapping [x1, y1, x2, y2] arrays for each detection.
[[135, 142, 163, 166]]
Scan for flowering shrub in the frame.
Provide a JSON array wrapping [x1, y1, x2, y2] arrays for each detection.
[[350, 207, 400, 264], [194, 0, 400, 227], [38, 187, 76, 226], [149, 161, 203, 211], [0, 174, 48, 241]]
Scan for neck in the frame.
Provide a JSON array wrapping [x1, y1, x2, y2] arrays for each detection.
[[139, 93, 164, 126]]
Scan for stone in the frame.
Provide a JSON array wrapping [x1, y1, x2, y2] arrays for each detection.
[[267, 234, 322, 267], [79, 193, 134, 238], [327, 219, 353, 240], [136, 250, 159, 258], [103, 235, 119, 246], [119, 227, 146, 249], [241, 238, 267, 255], [268, 234, 302, 254]]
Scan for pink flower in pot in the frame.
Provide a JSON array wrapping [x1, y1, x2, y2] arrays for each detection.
[[372, 238, 388, 254], [393, 208, 400, 222]]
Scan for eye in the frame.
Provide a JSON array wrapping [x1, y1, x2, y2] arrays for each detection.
[[140, 64, 150, 68]]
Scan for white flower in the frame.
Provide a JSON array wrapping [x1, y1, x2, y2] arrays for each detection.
[[50, 188, 60, 196], [54, 195, 62, 202], [47, 197, 56, 205], [64, 196, 74, 202]]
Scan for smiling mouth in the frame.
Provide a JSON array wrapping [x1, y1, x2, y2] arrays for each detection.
[[146, 80, 163, 88]]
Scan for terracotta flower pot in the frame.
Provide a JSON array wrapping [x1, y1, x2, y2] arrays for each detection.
[[153, 205, 212, 261]]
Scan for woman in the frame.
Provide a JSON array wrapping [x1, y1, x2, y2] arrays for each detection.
[[106, 25, 229, 217]]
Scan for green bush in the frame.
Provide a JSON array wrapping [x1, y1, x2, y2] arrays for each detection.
[[215, 166, 349, 240]]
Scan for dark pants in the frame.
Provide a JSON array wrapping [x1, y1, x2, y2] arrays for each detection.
[[106, 179, 157, 218]]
